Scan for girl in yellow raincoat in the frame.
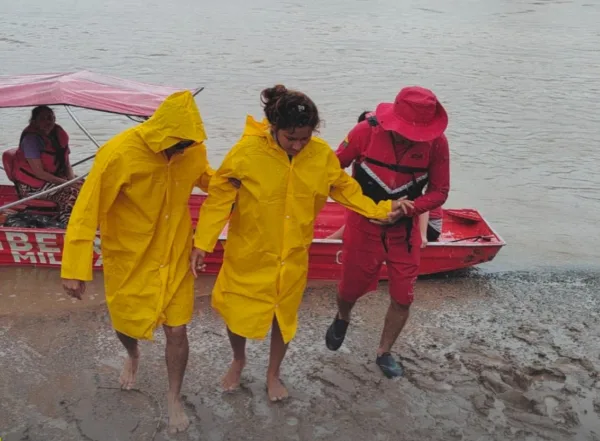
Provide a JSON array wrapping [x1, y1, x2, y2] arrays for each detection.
[[61, 91, 213, 433], [190, 85, 404, 402]]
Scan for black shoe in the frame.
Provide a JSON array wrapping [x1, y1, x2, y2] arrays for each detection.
[[325, 315, 349, 351], [376, 352, 404, 378]]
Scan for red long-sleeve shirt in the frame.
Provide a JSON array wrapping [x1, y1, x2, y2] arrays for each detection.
[[335, 121, 450, 218]]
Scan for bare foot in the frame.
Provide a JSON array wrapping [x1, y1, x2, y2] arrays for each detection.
[[119, 348, 139, 390], [222, 358, 245, 392], [267, 375, 289, 402], [167, 395, 190, 434]]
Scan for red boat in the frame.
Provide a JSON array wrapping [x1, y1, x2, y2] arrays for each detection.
[[0, 185, 505, 278], [0, 71, 506, 279]]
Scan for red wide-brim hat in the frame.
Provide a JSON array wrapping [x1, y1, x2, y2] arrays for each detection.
[[375, 86, 448, 142]]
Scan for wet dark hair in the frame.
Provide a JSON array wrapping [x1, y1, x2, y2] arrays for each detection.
[[173, 139, 194, 150], [29, 105, 54, 125], [261, 85, 320, 132], [357, 111, 370, 123]]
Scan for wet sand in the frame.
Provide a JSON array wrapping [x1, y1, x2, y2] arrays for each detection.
[[1, 268, 600, 440]]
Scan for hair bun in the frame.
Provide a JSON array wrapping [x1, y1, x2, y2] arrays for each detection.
[[261, 84, 288, 106], [260, 85, 320, 132]]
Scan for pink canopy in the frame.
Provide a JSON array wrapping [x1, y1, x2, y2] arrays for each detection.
[[0, 71, 199, 117]]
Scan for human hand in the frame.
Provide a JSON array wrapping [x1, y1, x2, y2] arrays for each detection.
[[190, 248, 207, 278], [391, 197, 414, 216], [370, 197, 414, 225], [62, 279, 86, 300]]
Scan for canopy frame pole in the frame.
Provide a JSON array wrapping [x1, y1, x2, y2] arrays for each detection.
[[71, 153, 98, 168], [0, 172, 88, 212], [64, 105, 104, 168], [64, 105, 101, 148]]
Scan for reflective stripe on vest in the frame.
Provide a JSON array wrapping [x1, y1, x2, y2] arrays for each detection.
[[353, 115, 430, 203]]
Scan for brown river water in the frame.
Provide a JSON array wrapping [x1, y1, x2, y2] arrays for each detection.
[[1, 0, 600, 440]]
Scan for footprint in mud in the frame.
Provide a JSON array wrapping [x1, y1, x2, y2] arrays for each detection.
[[447, 341, 591, 438], [474, 359, 595, 439], [309, 366, 358, 395], [524, 366, 567, 389], [512, 325, 545, 345], [64, 389, 160, 441]]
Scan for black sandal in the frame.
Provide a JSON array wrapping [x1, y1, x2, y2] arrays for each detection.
[[325, 315, 349, 351], [376, 352, 404, 378]]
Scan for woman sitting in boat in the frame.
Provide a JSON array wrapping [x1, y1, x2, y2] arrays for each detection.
[[12, 105, 81, 227], [326, 110, 444, 248]]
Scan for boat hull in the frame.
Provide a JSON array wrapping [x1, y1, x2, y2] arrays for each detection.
[[0, 186, 505, 279]]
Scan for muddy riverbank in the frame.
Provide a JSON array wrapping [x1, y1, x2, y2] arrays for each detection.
[[1, 269, 599, 440]]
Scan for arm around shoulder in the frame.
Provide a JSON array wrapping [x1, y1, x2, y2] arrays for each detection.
[[193, 144, 244, 253]]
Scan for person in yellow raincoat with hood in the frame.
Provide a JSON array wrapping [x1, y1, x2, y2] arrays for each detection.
[[61, 90, 214, 434], [190, 85, 407, 402]]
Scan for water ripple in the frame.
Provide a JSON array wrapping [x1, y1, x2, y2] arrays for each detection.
[[0, 0, 599, 270]]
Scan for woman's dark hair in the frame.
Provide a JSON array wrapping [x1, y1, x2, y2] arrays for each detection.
[[29, 105, 54, 125], [261, 85, 320, 132], [357, 111, 370, 123]]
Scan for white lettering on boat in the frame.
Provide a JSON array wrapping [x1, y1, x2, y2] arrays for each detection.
[[0, 230, 100, 269], [6, 232, 31, 251], [36, 233, 60, 254], [13, 251, 37, 263], [6, 232, 36, 263], [93, 236, 103, 267], [6, 231, 61, 264], [334, 249, 385, 266]]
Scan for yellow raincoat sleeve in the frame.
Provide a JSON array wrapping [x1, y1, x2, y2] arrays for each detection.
[[193, 147, 241, 253], [195, 166, 215, 192], [61, 150, 126, 281], [326, 149, 393, 220], [192, 142, 215, 192]]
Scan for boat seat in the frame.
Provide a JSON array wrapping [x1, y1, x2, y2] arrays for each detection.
[[2, 148, 59, 213]]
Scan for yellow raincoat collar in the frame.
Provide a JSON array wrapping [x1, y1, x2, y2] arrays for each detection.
[[243, 115, 296, 153], [243, 115, 271, 138], [243, 115, 319, 159], [137, 91, 207, 153]]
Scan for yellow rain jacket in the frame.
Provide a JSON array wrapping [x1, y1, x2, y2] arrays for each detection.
[[193, 116, 393, 343], [61, 91, 214, 340]]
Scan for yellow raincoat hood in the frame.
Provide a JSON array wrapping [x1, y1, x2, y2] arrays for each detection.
[[137, 90, 207, 153], [241, 115, 269, 137]]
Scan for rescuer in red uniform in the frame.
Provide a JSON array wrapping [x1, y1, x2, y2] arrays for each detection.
[[325, 86, 450, 378]]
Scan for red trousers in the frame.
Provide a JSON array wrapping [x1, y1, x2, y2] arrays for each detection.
[[338, 221, 421, 305]]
